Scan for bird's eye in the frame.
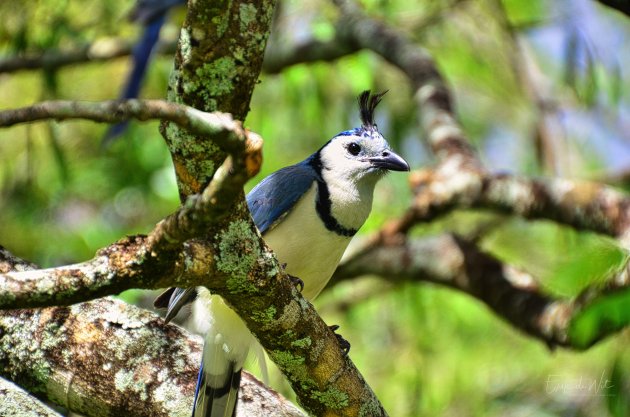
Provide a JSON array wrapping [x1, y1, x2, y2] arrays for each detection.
[[347, 142, 361, 156]]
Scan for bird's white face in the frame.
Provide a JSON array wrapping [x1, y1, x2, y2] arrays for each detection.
[[318, 128, 409, 185]]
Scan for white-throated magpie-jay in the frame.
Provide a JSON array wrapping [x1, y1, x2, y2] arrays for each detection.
[[156, 90, 409, 417]]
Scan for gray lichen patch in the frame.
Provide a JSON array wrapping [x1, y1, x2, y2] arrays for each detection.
[[310, 387, 349, 410], [153, 379, 191, 416], [178, 28, 193, 65], [268, 350, 314, 389], [251, 305, 277, 327], [114, 369, 148, 401], [0, 310, 59, 392], [239, 3, 257, 32], [193, 58, 238, 98], [215, 220, 261, 294], [166, 122, 220, 161]]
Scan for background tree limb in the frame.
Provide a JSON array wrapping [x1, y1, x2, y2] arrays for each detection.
[[333, 234, 628, 348]]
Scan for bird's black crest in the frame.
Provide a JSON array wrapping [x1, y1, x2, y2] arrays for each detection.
[[358, 90, 388, 129]]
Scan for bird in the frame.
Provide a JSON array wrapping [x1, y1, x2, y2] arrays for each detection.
[[155, 90, 409, 417]]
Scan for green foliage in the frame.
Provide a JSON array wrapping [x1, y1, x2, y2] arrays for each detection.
[[1, 0, 629, 416]]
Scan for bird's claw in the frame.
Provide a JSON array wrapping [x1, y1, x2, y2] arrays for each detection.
[[329, 324, 351, 356], [281, 263, 304, 292], [289, 275, 304, 293]]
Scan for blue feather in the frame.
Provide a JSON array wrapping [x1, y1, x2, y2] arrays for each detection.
[[246, 158, 319, 235]]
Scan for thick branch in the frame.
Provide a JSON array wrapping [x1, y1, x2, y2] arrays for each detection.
[[0, 299, 304, 417], [159, 2, 387, 414], [162, 0, 276, 198], [0, 237, 186, 308], [1, 238, 386, 417], [0, 251, 305, 417]]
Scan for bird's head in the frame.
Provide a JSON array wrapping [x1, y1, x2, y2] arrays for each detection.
[[316, 91, 409, 184]]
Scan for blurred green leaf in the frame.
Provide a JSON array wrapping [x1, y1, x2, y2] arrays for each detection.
[[482, 219, 629, 297], [569, 288, 630, 349]]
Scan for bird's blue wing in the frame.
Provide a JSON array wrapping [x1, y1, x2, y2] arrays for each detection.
[[246, 160, 318, 235]]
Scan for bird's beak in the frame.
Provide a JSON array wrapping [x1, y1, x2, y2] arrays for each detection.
[[368, 150, 410, 172]]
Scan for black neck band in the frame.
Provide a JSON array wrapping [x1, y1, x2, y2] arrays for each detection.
[[310, 153, 358, 237]]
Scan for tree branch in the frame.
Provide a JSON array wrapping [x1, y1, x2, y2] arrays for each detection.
[[1, 235, 386, 417], [263, 38, 360, 74], [334, 235, 628, 348], [0, 99, 258, 154], [0, 35, 350, 76], [0, 39, 139, 74], [399, 170, 630, 242], [0, 300, 308, 417]]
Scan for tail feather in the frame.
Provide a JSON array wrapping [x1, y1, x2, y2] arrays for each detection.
[[191, 292, 252, 417], [193, 362, 241, 417]]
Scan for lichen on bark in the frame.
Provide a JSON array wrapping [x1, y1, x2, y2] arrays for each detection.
[[162, 0, 276, 199]]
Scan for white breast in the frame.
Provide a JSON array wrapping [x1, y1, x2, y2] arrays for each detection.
[[262, 184, 353, 300]]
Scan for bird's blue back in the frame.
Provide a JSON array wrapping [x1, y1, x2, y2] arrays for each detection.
[[246, 157, 319, 235]]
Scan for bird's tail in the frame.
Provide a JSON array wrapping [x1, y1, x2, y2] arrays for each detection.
[[193, 360, 242, 417], [190, 290, 252, 417]]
